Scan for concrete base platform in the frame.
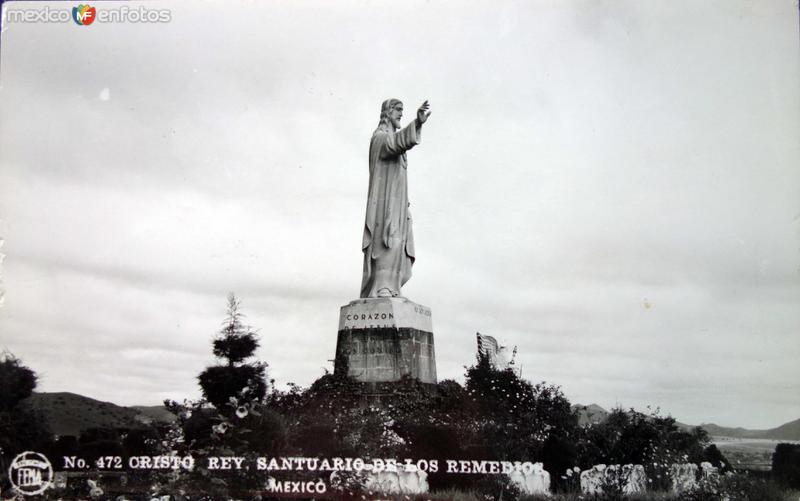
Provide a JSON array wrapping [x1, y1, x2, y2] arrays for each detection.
[[334, 297, 437, 384]]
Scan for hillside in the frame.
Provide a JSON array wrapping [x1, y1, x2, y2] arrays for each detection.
[[130, 405, 178, 425], [700, 418, 800, 440], [21, 392, 174, 437], [700, 423, 760, 438], [573, 403, 609, 426], [764, 417, 800, 440]]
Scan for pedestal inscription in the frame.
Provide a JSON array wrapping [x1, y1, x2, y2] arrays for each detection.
[[335, 297, 437, 384]]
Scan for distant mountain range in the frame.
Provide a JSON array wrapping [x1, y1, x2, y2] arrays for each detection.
[[572, 404, 800, 441], [21, 393, 800, 441], [698, 420, 800, 440]]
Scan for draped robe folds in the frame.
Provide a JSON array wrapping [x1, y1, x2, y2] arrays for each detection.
[[360, 121, 421, 298]]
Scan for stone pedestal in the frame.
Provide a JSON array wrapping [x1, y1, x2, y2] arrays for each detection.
[[334, 297, 437, 384]]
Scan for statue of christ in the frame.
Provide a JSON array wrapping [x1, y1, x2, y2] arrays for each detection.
[[360, 99, 431, 298]]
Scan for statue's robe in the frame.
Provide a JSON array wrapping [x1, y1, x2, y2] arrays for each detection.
[[360, 121, 421, 298]]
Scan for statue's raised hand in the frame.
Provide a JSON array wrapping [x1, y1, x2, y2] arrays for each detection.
[[417, 100, 431, 125]]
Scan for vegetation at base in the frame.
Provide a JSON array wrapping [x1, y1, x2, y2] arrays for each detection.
[[2, 295, 799, 500], [155, 341, 734, 499]]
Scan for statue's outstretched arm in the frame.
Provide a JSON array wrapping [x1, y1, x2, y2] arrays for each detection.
[[380, 124, 421, 159]]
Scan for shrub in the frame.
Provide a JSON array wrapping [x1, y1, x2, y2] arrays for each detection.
[[465, 351, 579, 461], [702, 444, 732, 472], [541, 434, 578, 491], [576, 407, 709, 491], [772, 442, 800, 489], [198, 363, 267, 410], [0, 353, 37, 412]]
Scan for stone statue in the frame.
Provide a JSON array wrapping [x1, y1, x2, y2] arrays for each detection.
[[360, 99, 431, 298], [338, 100, 438, 384]]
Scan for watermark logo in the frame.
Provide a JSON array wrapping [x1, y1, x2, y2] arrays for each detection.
[[3, 5, 171, 26], [8, 451, 53, 496], [72, 4, 96, 26]]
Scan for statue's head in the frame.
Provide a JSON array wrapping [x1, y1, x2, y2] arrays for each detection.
[[379, 98, 403, 130]]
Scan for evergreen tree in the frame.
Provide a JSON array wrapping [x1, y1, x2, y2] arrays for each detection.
[[197, 294, 267, 410], [158, 295, 278, 498]]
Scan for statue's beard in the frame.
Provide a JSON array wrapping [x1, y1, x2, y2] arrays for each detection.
[[390, 117, 401, 130]]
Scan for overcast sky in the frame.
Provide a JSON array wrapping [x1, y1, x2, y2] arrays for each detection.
[[1, 0, 798, 430]]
